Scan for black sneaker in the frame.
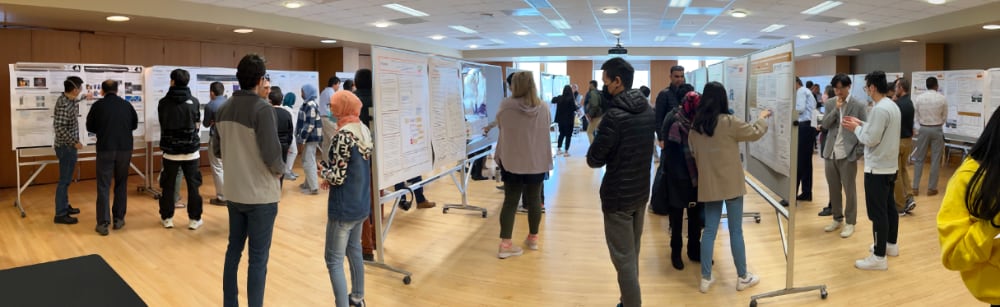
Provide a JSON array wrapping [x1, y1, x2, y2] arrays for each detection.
[[363, 253, 374, 261], [349, 297, 366, 307], [113, 219, 126, 230], [818, 206, 832, 217], [95, 223, 110, 236], [399, 199, 412, 211], [67, 205, 80, 215], [54, 215, 78, 224], [904, 199, 917, 213], [796, 194, 812, 201], [209, 198, 227, 206]]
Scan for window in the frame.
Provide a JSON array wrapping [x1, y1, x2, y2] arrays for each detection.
[[515, 62, 542, 93], [544, 62, 566, 76], [677, 59, 700, 71], [704, 59, 722, 67]]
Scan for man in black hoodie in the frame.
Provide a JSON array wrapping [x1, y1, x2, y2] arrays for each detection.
[[86, 80, 138, 236], [587, 57, 656, 307], [157, 69, 204, 230], [654, 65, 689, 139]]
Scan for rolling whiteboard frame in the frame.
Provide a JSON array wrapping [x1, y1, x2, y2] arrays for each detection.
[[741, 41, 829, 306]]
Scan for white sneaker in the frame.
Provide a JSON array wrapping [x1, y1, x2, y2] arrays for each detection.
[[161, 218, 174, 229], [736, 272, 760, 291], [699, 276, 714, 293], [497, 243, 523, 259], [840, 224, 855, 238], [189, 219, 203, 230], [824, 220, 842, 232], [855, 253, 888, 270], [869, 243, 900, 257]]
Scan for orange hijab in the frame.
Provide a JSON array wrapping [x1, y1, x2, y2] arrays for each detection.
[[330, 90, 362, 129]]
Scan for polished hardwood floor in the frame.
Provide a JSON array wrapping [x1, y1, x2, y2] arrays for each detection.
[[0, 135, 983, 306]]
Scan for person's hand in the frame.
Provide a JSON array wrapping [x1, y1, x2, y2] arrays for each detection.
[[658, 141, 664, 149], [842, 116, 861, 132], [759, 109, 773, 119], [320, 181, 330, 191], [74, 142, 83, 150], [836, 96, 845, 109]]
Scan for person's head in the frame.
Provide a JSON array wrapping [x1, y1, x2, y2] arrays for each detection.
[[571, 83, 579, 93], [806, 81, 814, 90], [282, 92, 296, 108], [101, 80, 118, 96], [342, 79, 355, 92], [692, 81, 729, 137], [640, 85, 651, 98], [510, 71, 542, 107], [824, 85, 834, 99], [561, 85, 573, 98], [795, 76, 804, 89], [589, 80, 598, 90], [670, 65, 685, 87], [209, 81, 224, 99], [812, 84, 820, 93], [926, 76, 939, 91], [236, 54, 267, 91], [864, 70, 889, 99], [330, 90, 363, 127], [268, 86, 283, 106], [170, 69, 190, 87], [680, 90, 701, 120], [896, 77, 910, 95], [327, 76, 341, 90], [354, 69, 372, 90], [301, 83, 318, 101], [63, 76, 83, 95], [601, 57, 634, 96], [966, 108, 1000, 227], [831, 73, 852, 101]]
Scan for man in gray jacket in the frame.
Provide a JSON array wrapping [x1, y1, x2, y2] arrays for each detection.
[[213, 54, 286, 307], [820, 74, 867, 238]]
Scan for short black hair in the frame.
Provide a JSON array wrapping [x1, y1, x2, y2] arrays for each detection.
[[236, 54, 267, 91], [601, 57, 635, 90], [210, 81, 225, 96], [795, 76, 803, 86], [268, 86, 283, 106], [354, 69, 372, 90], [342, 79, 354, 91], [327, 76, 341, 87], [926, 76, 939, 90], [639, 85, 651, 98], [102, 80, 119, 94], [63, 76, 83, 93], [670, 65, 685, 73], [887, 80, 896, 91], [831, 74, 852, 88], [507, 73, 515, 86], [589, 80, 598, 88], [170, 69, 190, 87], [896, 77, 910, 93], [806, 81, 814, 89], [865, 70, 888, 94]]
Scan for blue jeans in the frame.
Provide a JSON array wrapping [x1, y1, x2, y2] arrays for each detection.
[[54, 146, 77, 217], [701, 196, 748, 279], [302, 142, 320, 190], [223, 202, 278, 307], [325, 218, 366, 307]]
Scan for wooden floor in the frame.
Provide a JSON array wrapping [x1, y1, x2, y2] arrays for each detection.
[[0, 134, 982, 307]]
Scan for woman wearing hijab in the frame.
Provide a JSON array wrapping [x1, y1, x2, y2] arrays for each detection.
[[282, 93, 300, 180], [296, 84, 323, 195], [660, 91, 705, 271], [553, 85, 578, 156]]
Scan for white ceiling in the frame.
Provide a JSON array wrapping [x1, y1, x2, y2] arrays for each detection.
[[182, 0, 994, 51]]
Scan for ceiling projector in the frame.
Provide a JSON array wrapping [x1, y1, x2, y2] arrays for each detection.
[[608, 35, 627, 56]]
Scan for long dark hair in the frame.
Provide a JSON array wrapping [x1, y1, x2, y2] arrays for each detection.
[[561, 85, 573, 99], [967, 108, 1000, 227], [692, 82, 729, 137]]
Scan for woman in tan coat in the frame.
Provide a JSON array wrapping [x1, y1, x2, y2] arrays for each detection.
[[688, 81, 771, 293]]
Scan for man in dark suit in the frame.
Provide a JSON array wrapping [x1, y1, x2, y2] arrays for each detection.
[[86, 80, 139, 236]]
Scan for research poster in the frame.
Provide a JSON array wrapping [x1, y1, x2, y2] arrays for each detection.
[[725, 57, 749, 168], [693, 67, 708, 95], [943, 70, 986, 139], [747, 44, 793, 176], [428, 57, 468, 169], [9, 63, 144, 149], [708, 62, 724, 84], [988, 68, 1000, 125], [372, 47, 433, 189]]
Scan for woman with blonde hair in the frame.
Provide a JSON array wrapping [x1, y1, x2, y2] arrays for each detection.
[[494, 71, 553, 258]]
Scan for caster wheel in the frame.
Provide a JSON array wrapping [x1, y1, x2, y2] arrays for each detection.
[[481, 212, 487, 218], [402, 276, 411, 285], [20, 212, 26, 218], [821, 289, 828, 299], [755, 217, 762, 223], [750, 300, 757, 307], [153, 194, 160, 200], [443, 208, 449, 214]]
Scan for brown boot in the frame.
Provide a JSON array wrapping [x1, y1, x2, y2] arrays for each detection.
[[417, 201, 437, 209]]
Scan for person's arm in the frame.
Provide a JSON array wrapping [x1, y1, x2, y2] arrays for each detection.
[[586, 114, 619, 168], [192, 100, 201, 130], [853, 107, 887, 147], [204, 103, 215, 129], [130, 103, 138, 131], [86, 101, 99, 133], [654, 91, 668, 134], [820, 99, 840, 130], [320, 131, 353, 186], [254, 105, 286, 176], [940, 97, 948, 125], [795, 89, 807, 113], [937, 164, 1000, 272], [296, 104, 309, 142], [53, 99, 73, 145], [730, 114, 769, 142]]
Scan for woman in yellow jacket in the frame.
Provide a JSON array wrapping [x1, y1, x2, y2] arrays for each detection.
[[937, 109, 1000, 307]]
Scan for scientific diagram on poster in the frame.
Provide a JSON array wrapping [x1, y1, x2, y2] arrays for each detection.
[[747, 45, 793, 177]]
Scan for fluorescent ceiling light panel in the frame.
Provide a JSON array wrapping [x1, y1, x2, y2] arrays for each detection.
[[550, 20, 571, 30], [847, 48, 861, 51], [449, 25, 478, 34], [901, 39, 918, 43], [525, 0, 553, 9], [669, 0, 691, 7], [705, 30, 719, 35], [811, 54, 822, 57], [683, 7, 724, 15], [510, 8, 541, 16], [676, 32, 696, 37], [654, 36, 667, 42], [734, 38, 751, 44], [659, 20, 678, 29], [798, 34, 813, 39], [569, 35, 583, 42], [382, 3, 429, 17], [545, 33, 566, 37], [429, 35, 445, 40], [106, 15, 130, 22], [760, 24, 785, 32], [233, 28, 254, 33], [320, 39, 337, 43], [801, 1, 842, 15], [490, 38, 506, 44]]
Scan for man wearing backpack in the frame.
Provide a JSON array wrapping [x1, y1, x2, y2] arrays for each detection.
[[584, 80, 604, 143]]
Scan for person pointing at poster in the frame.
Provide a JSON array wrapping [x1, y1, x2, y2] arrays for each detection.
[[52, 76, 86, 225]]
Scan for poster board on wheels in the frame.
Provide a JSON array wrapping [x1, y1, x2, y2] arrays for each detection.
[[745, 42, 796, 201], [370, 46, 433, 189]]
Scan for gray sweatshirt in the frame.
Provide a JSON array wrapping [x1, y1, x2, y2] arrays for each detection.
[[212, 91, 286, 204], [853, 97, 901, 174]]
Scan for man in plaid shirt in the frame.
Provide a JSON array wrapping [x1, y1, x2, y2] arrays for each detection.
[[52, 76, 85, 224]]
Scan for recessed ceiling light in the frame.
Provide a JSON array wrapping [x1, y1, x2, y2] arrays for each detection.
[[798, 34, 813, 39], [811, 54, 822, 57], [734, 38, 751, 44], [847, 48, 861, 51], [654, 36, 667, 42], [373, 21, 392, 28], [515, 30, 531, 36], [691, 42, 702, 46], [569, 35, 583, 42], [801, 1, 842, 15], [983, 24, 1000, 30], [320, 39, 337, 43], [760, 24, 785, 32], [106, 16, 130, 22], [609, 28, 623, 35], [490, 38, 505, 44], [705, 30, 719, 35], [927, 0, 946, 4], [468, 44, 479, 49], [382, 3, 429, 17], [233, 28, 254, 34], [668, 0, 691, 8], [429, 35, 445, 40], [449, 25, 478, 34], [846, 20, 863, 26], [730, 10, 748, 18], [538, 42, 549, 46], [283, 1, 303, 9], [901, 39, 918, 43], [602, 7, 619, 14]]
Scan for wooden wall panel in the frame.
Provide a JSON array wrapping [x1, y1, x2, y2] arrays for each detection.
[[124, 37, 165, 67], [80, 33, 125, 64], [31, 30, 81, 63], [0, 30, 35, 188], [925, 43, 945, 71], [316, 48, 345, 91], [200, 43, 236, 68], [291, 49, 315, 71], [566, 60, 592, 93], [264, 47, 292, 70], [163, 40, 201, 66], [650, 60, 678, 107]]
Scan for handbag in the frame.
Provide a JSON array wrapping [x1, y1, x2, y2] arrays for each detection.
[[649, 162, 670, 215]]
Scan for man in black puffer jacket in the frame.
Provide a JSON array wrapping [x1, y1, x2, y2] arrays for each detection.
[[586, 57, 655, 307], [157, 68, 204, 230]]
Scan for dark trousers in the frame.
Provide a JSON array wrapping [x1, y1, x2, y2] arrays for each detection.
[[604, 204, 646, 307], [159, 158, 203, 220], [557, 123, 573, 151], [395, 176, 426, 203], [797, 122, 815, 197], [279, 144, 290, 188], [581, 116, 589, 132], [96, 150, 131, 225], [499, 181, 542, 239], [864, 172, 899, 257], [668, 204, 703, 258], [55, 146, 77, 217], [223, 202, 278, 307]]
